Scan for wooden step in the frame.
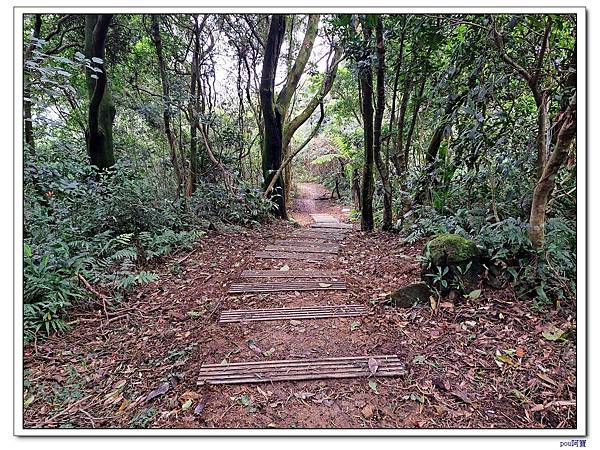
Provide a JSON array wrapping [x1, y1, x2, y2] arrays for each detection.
[[272, 240, 339, 249], [255, 251, 334, 261], [197, 354, 406, 385], [310, 223, 354, 230], [228, 280, 346, 294], [291, 232, 345, 241], [310, 214, 339, 223], [240, 269, 342, 279], [219, 304, 367, 323], [264, 245, 338, 254]]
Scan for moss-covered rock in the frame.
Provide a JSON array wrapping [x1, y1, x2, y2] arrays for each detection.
[[427, 233, 479, 266], [422, 233, 483, 296], [386, 282, 432, 308]]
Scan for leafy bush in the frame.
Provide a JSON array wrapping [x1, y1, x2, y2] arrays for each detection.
[[23, 143, 272, 342]]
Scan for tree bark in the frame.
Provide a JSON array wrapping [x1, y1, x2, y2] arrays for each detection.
[[186, 14, 201, 197], [23, 14, 42, 153], [85, 14, 115, 171], [372, 17, 392, 231], [528, 95, 577, 248], [359, 19, 375, 231], [259, 14, 288, 218], [149, 14, 183, 195]]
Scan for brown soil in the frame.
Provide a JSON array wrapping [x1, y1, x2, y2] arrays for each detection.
[[288, 182, 350, 225], [22, 184, 577, 430]]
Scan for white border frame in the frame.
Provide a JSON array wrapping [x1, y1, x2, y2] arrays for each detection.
[[13, 4, 586, 437]]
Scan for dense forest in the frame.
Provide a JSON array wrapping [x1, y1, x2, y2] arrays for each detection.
[[22, 13, 578, 430]]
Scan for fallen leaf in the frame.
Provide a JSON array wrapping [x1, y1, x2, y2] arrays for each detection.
[[239, 393, 251, 406], [280, 265, 290, 271], [368, 358, 379, 375], [247, 339, 263, 354], [368, 380, 378, 394], [515, 347, 525, 358], [466, 289, 482, 299], [193, 403, 204, 415], [24, 395, 35, 407], [440, 302, 454, 309], [361, 404, 375, 419], [350, 321, 361, 331], [180, 391, 200, 401], [267, 422, 278, 428], [181, 399, 193, 410], [542, 325, 567, 342], [145, 382, 170, 402], [451, 390, 472, 404], [318, 283, 332, 288], [263, 347, 275, 357]]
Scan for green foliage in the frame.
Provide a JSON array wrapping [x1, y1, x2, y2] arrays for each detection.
[[23, 141, 271, 342]]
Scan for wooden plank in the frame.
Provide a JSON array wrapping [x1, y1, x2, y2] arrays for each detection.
[[264, 245, 338, 254], [272, 240, 339, 249], [310, 214, 339, 223], [291, 232, 345, 241], [219, 304, 367, 323], [228, 280, 346, 294], [254, 251, 334, 261], [197, 354, 406, 385], [240, 269, 342, 278], [310, 223, 354, 230]]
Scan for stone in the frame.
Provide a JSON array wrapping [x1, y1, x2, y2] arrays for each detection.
[[386, 282, 432, 308], [426, 233, 479, 266], [361, 404, 375, 420]]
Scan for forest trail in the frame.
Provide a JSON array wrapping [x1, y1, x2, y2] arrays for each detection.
[[288, 182, 350, 225], [23, 185, 575, 429]]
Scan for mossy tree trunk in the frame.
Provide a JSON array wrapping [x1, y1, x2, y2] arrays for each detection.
[[23, 14, 42, 153], [85, 14, 115, 171]]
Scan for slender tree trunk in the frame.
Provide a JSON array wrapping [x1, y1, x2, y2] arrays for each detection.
[[150, 14, 183, 195], [259, 14, 287, 218], [359, 20, 375, 231], [186, 14, 200, 197], [352, 168, 361, 210], [529, 96, 576, 248], [85, 14, 115, 171], [372, 17, 392, 231], [23, 14, 42, 153], [404, 76, 426, 167]]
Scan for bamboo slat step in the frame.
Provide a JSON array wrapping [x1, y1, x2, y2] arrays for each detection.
[[254, 251, 335, 261], [291, 232, 345, 241], [228, 280, 346, 294], [219, 304, 367, 323], [240, 269, 342, 278], [197, 354, 406, 385], [310, 214, 339, 223], [310, 223, 354, 230], [272, 240, 339, 249], [264, 245, 338, 254]]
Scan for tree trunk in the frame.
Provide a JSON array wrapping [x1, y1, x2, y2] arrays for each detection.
[[186, 14, 200, 197], [23, 14, 42, 153], [85, 14, 115, 171], [259, 14, 287, 218], [372, 17, 392, 231], [149, 14, 183, 195], [359, 20, 375, 231], [528, 96, 576, 248], [352, 168, 361, 210]]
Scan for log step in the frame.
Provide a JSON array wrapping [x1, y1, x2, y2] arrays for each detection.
[[264, 245, 338, 254], [228, 280, 346, 294], [254, 251, 335, 261], [219, 304, 367, 323], [240, 269, 342, 279], [310, 223, 354, 230], [197, 354, 406, 385]]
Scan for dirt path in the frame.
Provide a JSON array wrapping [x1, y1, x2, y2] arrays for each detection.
[[23, 189, 577, 430], [288, 182, 351, 225]]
